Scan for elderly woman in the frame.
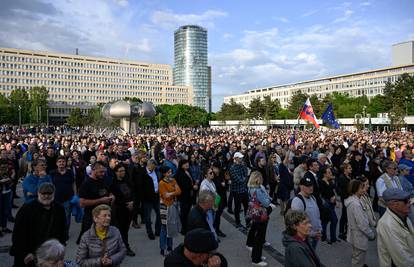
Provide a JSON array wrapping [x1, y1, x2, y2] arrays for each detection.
[[345, 179, 376, 267], [246, 171, 271, 267], [35, 239, 77, 267], [282, 210, 325, 267], [76, 204, 126, 267]]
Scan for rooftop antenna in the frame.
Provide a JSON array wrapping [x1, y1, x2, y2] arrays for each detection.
[[75, 48, 78, 55]]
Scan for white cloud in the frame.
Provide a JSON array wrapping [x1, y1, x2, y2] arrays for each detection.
[[360, 2, 371, 7], [150, 9, 227, 30], [273, 16, 289, 23], [301, 10, 317, 18], [333, 9, 354, 23], [113, 0, 128, 7]]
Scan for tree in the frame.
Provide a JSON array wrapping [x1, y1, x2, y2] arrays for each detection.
[[247, 98, 265, 119], [0, 94, 12, 124], [67, 108, 85, 127], [9, 89, 30, 124], [29, 86, 49, 124], [384, 73, 414, 116], [287, 92, 308, 118], [216, 98, 246, 121], [263, 96, 281, 120], [366, 94, 391, 117]]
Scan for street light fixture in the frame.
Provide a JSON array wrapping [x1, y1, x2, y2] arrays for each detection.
[[362, 105, 367, 130], [18, 105, 22, 127]]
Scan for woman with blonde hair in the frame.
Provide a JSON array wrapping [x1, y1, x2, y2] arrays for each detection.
[[246, 171, 272, 266]]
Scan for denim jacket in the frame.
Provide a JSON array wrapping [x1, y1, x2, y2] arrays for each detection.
[[248, 185, 271, 207]]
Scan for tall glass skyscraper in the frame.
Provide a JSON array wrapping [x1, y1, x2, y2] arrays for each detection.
[[174, 25, 210, 112]]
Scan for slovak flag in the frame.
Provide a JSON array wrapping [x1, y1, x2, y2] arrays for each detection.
[[299, 98, 320, 128]]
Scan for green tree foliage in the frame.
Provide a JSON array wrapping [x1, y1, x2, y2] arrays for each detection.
[[0, 94, 12, 124], [67, 108, 85, 127], [9, 89, 30, 124], [29, 86, 49, 123], [263, 96, 281, 120], [287, 92, 308, 118], [247, 98, 265, 119], [216, 98, 247, 121]]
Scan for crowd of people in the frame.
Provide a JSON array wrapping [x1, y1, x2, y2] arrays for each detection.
[[0, 126, 413, 267]]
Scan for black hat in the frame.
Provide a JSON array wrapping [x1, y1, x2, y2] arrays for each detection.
[[38, 182, 55, 194], [184, 228, 218, 253], [299, 177, 313, 187]]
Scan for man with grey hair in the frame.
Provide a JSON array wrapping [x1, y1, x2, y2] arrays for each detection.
[[187, 190, 217, 240], [11, 183, 67, 267], [376, 160, 403, 217], [36, 239, 77, 267]]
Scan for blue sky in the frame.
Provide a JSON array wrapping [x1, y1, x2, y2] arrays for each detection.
[[0, 0, 413, 111]]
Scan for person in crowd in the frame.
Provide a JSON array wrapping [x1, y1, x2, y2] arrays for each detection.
[[71, 150, 87, 192], [318, 166, 338, 244], [266, 153, 279, 203], [350, 151, 364, 178], [187, 190, 217, 237], [12, 183, 67, 267], [22, 159, 52, 204], [345, 179, 377, 267], [76, 204, 126, 267], [337, 163, 353, 240], [50, 156, 76, 230], [293, 156, 307, 193], [245, 171, 271, 267], [377, 188, 414, 267], [110, 164, 136, 256], [164, 228, 227, 267], [137, 158, 162, 240], [376, 161, 403, 217], [35, 239, 77, 267], [229, 152, 249, 228], [398, 164, 414, 195], [159, 165, 182, 256], [357, 176, 377, 231], [0, 159, 13, 235], [291, 177, 322, 249], [399, 150, 414, 183], [77, 161, 113, 244], [212, 161, 227, 237], [282, 210, 325, 267], [45, 147, 57, 174], [304, 158, 321, 207], [277, 153, 294, 215], [200, 167, 217, 193], [175, 159, 196, 234]]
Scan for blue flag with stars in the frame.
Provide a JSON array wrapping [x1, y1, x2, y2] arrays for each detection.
[[321, 103, 340, 129]]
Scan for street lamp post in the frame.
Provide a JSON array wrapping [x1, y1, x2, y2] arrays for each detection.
[[405, 96, 409, 116], [362, 105, 366, 130], [18, 105, 22, 128]]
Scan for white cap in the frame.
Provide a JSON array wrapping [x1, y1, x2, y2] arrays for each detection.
[[233, 152, 244, 159]]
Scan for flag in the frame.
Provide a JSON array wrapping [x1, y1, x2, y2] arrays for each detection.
[[299, 98, 320, 128], [321, 103, 340, 129]]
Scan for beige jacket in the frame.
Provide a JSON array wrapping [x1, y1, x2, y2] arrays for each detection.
[[345, 195, 376, 251], [377, 208, 414, 267]]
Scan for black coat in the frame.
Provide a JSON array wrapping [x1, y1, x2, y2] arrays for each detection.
[[187, 205, 210, 232], [175, 170, 194, 203], [136, 168, 159, 203], [164, 244, 228, 267], [11, 200, 67, 267]]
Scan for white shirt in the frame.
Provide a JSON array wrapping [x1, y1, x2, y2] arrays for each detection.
[[376, 173, 401, 197], [147, 167, 158, 193], [200, 179, 216, 194]]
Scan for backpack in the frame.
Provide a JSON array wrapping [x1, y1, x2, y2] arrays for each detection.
[[284, 194, 307, 216]]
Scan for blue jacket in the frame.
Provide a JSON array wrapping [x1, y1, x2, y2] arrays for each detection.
[[248, 185, 271, 207], [22, 174, 52, 203]]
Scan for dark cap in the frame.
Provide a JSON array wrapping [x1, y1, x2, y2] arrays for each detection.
[[299, 177, 313, 187], [38, 182, 55, 194], [383, 188, 411, 202], [184, 228, 218, 253]]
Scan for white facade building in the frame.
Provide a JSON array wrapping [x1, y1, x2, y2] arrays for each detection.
[[224, 64, 414, 108]]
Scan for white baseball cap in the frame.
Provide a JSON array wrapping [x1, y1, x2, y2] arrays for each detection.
[[233, 152, 244, 159]]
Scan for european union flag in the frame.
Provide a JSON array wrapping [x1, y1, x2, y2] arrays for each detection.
[[321, 103, 340, 129]]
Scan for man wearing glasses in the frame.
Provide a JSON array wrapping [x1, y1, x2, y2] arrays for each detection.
[[376, 161, 403, 217], [377, 188, 414, 267]]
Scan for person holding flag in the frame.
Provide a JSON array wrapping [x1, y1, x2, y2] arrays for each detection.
[[321, 103, 340, 129], [299, 98, 320, 128]]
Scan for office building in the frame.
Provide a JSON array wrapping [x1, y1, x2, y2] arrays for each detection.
[[224, 42, 414, 110], [0, 47, 193, 121], [174, 25, 210, 112], [393, 41, 414, 66]]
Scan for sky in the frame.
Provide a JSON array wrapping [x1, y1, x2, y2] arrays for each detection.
[[0, 0, 413, 111]]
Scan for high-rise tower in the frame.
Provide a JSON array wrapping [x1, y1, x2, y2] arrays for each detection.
[[174, 25, 210, 112]]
